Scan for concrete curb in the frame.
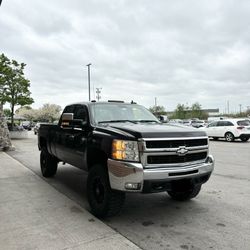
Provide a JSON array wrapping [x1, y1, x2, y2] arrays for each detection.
[[0, 152, 141, 250]]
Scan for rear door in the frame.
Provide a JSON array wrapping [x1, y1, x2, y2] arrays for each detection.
[[206, 121, 218, 137], [216, 121, 227, 137]]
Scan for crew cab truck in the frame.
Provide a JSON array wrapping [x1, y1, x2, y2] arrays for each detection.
[[38, 101, 214, 218]]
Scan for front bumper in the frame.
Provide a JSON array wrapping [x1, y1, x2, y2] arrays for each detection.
[[107, 155, 214, 192]]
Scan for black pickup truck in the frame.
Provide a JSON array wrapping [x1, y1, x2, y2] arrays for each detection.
[[38, 101, 214, 217]]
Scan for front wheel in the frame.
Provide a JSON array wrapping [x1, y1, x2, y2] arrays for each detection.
[[40, 148, 58, 177], [225, 132, 235, 142], [87, 164, 125, 218], [167, 185, 201, 201]]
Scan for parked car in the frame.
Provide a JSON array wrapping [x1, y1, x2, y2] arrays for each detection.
[[182, 120, 192, 126], [20, 121, 32, 131], [168, 119, 182, 125], [202, 119, 250, 142], [191, 120, 205, 128]]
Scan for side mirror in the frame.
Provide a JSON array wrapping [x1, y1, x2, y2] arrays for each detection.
[[61, 113, 87, 129], [61, 113, 73, 127]]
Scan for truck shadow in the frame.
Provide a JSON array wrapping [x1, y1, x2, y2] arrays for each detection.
[[51, 164, 211, 228]]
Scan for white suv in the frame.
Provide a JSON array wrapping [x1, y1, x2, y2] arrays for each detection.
[[203, 119, 250, 142]]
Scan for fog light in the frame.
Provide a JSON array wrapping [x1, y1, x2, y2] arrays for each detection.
[[205, 155, 214, 164], [125, 183, 141, 190]]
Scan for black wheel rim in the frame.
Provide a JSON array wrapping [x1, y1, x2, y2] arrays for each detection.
[[92, 176, 105, 204], [41, 152, 47, 174]]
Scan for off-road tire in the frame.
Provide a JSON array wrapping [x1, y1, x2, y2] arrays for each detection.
[[87, 164, 125, 218], [40, 148, 58, 177], [225, 132, 235, 142], [167, 184, 201, 201]]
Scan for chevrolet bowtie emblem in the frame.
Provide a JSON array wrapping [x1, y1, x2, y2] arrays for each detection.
[[176, 146, 188, 156]]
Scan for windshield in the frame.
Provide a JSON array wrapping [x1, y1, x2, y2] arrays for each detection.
[[90, 103, 159, 124]]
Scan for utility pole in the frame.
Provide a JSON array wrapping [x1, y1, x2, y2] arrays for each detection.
[[86, 63, 91, 101], [239, 104, 242, 114], [155, 97, 157, 106], [227, 100, 230, 114], [96, 88, 102, 101]]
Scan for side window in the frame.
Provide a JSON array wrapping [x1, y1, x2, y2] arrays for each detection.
[[225, 121, 234, 126], [208, 121, 218, 127], [217, 121, 225, 126], [63, 105, 75, 114], [74, 105, 88, 122]]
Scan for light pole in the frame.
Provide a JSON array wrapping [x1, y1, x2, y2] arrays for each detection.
[[86, 63, 91, 101]]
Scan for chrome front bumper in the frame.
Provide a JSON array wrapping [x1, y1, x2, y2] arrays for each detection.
[[107, 155, 214, 192]]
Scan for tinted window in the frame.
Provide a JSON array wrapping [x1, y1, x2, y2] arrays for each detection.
[[74, 105, 88, 121], [208, 121, 218, 127], [217, 121, 225, 126], [63, 105, 75, 113], [237, 120, 250, 126], [224, 121, 234, 126]]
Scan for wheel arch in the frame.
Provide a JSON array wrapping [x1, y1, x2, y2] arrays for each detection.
[[87, 148, 108, 170], [39, 137, 47, 150]]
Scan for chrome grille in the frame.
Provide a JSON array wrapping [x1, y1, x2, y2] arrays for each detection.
[[147, 152, 207, 164], [140, 137, 209, 168], [146, 139, 208, 149]]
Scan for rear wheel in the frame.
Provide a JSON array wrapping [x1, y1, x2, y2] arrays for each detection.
[[167, 184, 201, 201], [225, 132, 234, 142], [87, 164, 125, 218], [40, 148, 58, 177]]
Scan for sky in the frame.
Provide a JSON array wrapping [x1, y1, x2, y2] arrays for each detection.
[[1, 0, 250, 113]]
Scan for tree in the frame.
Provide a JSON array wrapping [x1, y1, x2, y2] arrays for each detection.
[[36, 104, 62, 122], [172, 104, 187, 119], [171, 102, 208, 120], [16, 106, 36, 121], [190, 102, 208, 120], [3, 108, 11, 118], [149, 105, 166, 116], [0, 53, 34, 130]]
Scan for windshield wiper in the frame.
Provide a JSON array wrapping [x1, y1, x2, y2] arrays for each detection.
[[98, 120, 137, 124]]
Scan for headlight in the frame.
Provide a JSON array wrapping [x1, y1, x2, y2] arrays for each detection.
[[112, 139, 139, 162]]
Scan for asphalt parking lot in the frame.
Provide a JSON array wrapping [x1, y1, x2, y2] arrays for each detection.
[[7, 132, 250, 250]]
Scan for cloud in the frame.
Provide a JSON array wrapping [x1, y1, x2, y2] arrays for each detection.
[[1, 0, 250, 113]]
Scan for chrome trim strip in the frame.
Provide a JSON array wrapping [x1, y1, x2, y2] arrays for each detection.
[[143, 145, 208, 152], [144, 159, 206, 168], [140, 136, 208, 141]]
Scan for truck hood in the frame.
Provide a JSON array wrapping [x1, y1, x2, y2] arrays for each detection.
[[98, 123, 207, 139]]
